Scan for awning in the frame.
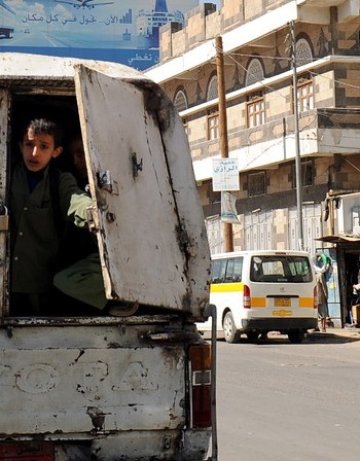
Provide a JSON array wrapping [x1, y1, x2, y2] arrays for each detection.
[[316, 234, 360, 244]]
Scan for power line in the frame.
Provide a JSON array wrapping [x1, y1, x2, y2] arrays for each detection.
[[212, 41, 360, 98]]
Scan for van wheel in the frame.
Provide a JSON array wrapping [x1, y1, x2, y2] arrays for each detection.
[[223, 312, 240, 343], [288, 329, 305, 344], [246, 331, 259, 343]]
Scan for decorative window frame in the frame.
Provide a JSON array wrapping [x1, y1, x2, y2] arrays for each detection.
[[174, 88, 188, 112], [245, 58, 264, 86], [246, 92, 265, 128], [207, 74, 218, 101], [296, 38, 313, 66], [296, 76, 314, 112]]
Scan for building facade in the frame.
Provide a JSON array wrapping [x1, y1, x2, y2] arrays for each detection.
[[146, 0, 360, 326]]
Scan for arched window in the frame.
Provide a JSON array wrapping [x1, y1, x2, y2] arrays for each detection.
[[206, 75, 219, 140], [174, 89, 188, 112], [296, 38, 313, 66], [207, 75, 218, 101], [245, 58, 264, 86]]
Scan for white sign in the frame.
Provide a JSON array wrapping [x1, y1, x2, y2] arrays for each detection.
[[212, 158, 240, 191]]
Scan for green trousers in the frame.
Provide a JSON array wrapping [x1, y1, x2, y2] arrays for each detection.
[[54, 252, 107, 310]]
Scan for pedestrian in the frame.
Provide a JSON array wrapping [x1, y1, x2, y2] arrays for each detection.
[[316, 271, 328, 332], [10, 118, 93, 315]]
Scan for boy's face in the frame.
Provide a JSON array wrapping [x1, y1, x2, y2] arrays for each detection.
[[70, 137, 87, 179], [19, 128, 63, 172]]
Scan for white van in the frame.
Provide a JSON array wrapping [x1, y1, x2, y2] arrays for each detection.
[[198, 250, 317, 343]]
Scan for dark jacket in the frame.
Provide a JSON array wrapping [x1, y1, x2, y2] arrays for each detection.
[[10, 162, 93, 294]]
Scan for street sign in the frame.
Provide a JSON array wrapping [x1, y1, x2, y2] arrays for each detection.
[[212, 158, 239, 191]]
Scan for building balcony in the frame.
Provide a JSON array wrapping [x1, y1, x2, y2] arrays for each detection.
[[191, 108, 360, 182]]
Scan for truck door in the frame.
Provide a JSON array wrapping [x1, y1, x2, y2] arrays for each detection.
[[74, 65, 210, 315]]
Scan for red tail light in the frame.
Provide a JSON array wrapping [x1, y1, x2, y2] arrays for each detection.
[[243, 284, 251, 309], [0, 443, 54, 460], [189, 343, 212, 428]]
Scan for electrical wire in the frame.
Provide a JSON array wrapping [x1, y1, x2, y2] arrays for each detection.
[[184, 27, 360, 194]]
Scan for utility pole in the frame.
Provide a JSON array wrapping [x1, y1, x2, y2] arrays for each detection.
[[215, 35, 234, 252], [290, 21, 304, 251]]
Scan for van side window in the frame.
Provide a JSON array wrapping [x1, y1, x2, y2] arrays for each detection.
[[211, 259, 227, 283], [225, 257, 243, 282]]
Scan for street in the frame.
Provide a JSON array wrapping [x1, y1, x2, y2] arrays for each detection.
[[215, 332, 360, 461]]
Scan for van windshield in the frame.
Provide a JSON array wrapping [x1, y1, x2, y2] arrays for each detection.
[[250, 255, 313, 283]]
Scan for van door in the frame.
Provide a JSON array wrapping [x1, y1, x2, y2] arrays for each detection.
[[73, 65, 210, 315], [0, 89, 10, 318]]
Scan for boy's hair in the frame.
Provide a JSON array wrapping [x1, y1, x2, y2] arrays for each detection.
[[21, 118, 64, 147]]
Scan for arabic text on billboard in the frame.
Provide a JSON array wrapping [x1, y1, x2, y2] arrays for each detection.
[[0, 0, 198, 70]]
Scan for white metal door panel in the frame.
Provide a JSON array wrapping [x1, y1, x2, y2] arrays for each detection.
[[74, 65, 210, 314], [0, 345, 184, 434]]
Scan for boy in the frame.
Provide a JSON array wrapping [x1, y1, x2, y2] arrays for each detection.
[[10, 118, 93, 315], [53, 131, 108, 313], [53, 132, 138, 316]]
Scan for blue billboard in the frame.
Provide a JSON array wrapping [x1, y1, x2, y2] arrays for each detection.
[[0, 0, 198, 70]]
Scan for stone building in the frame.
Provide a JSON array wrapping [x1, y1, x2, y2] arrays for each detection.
[[146, 0, 360, 325]]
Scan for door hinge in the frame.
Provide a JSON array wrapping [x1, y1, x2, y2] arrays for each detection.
[[0, 203, 9, 231]]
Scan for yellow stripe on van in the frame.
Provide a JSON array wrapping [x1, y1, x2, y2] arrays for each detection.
[[210, 282, 243, 293], [251, 297, 266, 308], [299, 297, 314, 308]]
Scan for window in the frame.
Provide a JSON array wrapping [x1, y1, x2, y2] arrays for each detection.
[[245, 58, 264, 86], [211, 257, 243, 283], [248, 172, 266, 197], [206, 75, 219, 140], [174, 89, 188, 112], [291, 160, 314, 188], [247, 93, 265, 128], [207, 109, 219, 140], [297, 78, 314, 112], [296, 38, 313, 66], [211, 259, 226, 282], [250, 255, 312, 283], [224, 257, 243, 282], [207, 75, 218, 101]]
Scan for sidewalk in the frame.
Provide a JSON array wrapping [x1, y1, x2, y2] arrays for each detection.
[[307, 325, 360, 342]]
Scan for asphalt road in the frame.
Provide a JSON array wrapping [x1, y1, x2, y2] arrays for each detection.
[[215, 331, 360, 461]]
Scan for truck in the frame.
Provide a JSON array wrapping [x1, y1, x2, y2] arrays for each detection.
[[0, 53, 217, 461]]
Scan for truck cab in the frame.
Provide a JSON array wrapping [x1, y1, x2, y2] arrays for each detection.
[[0, 53, 215, 461]]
